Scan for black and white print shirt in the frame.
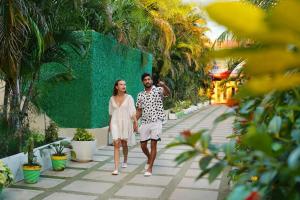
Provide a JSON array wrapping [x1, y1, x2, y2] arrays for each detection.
[[136, 86, 166, 124]]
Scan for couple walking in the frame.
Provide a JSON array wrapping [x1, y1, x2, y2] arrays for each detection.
[[108, 73, 170, 176]]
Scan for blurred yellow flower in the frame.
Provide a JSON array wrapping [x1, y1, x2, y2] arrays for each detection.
[[251, 176, 258, 182]]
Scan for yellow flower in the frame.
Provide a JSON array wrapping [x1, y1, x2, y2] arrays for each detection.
[[251, 176, 258, 182]]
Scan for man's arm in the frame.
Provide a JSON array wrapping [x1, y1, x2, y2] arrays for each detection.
[[158, 81, 171, 97], [136, 108, 142, 121]]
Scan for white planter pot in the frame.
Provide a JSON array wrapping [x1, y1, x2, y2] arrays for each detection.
[[169, 113, 177, 120], [183, 109, 189, 114], [163, 109, 169, 124], [71, 140, 96, 162], [190, 105, 198, 111]]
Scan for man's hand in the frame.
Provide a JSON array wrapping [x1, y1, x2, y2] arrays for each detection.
[[157, 81, 171, 96], [136, 108, 142, 121], [157, 81, 165, 87]]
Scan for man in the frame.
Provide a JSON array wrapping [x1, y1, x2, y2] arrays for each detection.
[[136, 73, 171, 177]]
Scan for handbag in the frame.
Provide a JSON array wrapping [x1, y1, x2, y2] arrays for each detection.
[[107, 130, 113, 146], [129, 132, 137, 146]]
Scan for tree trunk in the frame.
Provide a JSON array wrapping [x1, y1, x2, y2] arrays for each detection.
[[9, 78, 22, 151], [3, 79, 10, 121], [21, 72, 37, 122]]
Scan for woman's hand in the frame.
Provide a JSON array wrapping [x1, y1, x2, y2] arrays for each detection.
[[133, 121, 138, 132]]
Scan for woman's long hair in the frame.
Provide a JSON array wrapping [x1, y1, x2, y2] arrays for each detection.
[[113, 79, 127, 96]]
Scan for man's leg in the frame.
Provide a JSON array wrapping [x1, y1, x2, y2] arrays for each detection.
[[139, 124, 151, 165], [146, 139, 157, 173], [141, 141, 150, 164], [145, 121, 162, 174]]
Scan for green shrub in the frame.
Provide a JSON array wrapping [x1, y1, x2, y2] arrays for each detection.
[[31, 131, 45, 147], [73, 128, 94, 141], [49, 141, 70, 156], [0, 160, 14, 188], [182, 100, 192, 109], [45, 122, 59, 143], [23, 136, 40, 166], [170, 100, 192, 113]]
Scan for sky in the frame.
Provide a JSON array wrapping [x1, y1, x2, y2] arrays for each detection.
[[182, 0, 227, 41]]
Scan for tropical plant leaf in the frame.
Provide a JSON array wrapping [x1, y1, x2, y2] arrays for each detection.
[[214, 110, 236, 124], [244, 126, 273, 155], [288, 147, 300, 169], [200, 156, 213, 170], [268, 115, 282, 134], [238, 73, 300, 96], [206, 2, 267, 37], [175, 150, 197, 165], [227, 185, 251, 200], [208, 162, 224, 183], [200, 133, 211, 150], [260, 171, 277, 184], [270, 0, 300, 34]]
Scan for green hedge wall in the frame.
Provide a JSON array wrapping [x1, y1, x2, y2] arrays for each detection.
[[37, 30, 152, 128]]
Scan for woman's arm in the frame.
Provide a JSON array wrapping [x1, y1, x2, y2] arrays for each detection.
[[108, 97, 113, 132], [108, 115, 112, 132], [132, 115, 138, 132]]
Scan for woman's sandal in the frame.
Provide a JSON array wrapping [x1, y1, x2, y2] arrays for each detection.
[[112, 170, 119, 175], [144, 171, 152, 177]]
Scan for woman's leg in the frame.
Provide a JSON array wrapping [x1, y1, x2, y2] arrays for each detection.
[[121, 140, 128, 164], [113, 139, 121, 171]]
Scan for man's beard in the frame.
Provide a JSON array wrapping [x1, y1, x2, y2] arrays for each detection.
[[144, 83, 152, 88]]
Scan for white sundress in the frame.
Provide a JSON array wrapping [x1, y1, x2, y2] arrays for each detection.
[[109, 94, 136, 141]]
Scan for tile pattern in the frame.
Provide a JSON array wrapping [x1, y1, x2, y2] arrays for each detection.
[[7, 105, 232, 200]]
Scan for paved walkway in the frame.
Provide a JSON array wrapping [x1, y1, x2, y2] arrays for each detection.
[[2, 105, 233, 200]]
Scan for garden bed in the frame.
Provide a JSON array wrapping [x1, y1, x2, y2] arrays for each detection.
[[168, 101, 209, 120], [1, 138, 71, 182]]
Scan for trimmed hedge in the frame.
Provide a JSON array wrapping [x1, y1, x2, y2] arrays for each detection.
[[37, 30, 152, 128]]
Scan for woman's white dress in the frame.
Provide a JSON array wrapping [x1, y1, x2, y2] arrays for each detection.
[[109, 94, 136, 141]]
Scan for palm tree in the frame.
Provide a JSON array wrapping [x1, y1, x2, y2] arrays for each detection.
[[0, 0, 38, 135], [0, 0, 86, 153], [248, 0, 277, 9]]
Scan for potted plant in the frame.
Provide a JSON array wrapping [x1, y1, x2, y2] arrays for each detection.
[[169, 108, 178, 120], [22, 136, 42, 184], [0, 160, 14, 194], [71, 128, 95, 162], [45, 121, 59, 143], [49, 141, 70, 171]]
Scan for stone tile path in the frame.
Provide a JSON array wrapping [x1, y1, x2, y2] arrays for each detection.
[[1, 105, 233, 200]]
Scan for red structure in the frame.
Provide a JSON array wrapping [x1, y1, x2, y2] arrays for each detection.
[[208, 63, 243, 105]]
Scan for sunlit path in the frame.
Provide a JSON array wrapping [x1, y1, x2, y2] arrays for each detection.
[[3, 105, 233, 200]]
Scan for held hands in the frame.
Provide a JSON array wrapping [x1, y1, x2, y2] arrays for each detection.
[[133, 121, 138, 132]]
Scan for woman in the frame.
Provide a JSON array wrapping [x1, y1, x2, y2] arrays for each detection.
[[109, 80, 138, 175]]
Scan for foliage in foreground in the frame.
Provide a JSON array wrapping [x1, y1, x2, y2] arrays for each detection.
[[168, 1, 300, 200], [0, 160, 14, 188]]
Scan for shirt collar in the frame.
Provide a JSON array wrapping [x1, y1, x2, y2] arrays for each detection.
[[144, 85, 156, 92]]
